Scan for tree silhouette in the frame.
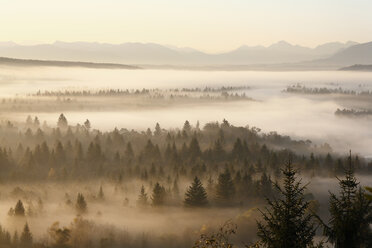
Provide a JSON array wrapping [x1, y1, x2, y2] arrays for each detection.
[[57, 114, 68, 129], [184, 176, 208, 207], [20, 223, 32, 248], [137, 185, 148, 207], [76, 193, 87, 214], [256, 161, 318, 248], [84, 119, 91, 130], [216, 169, 235, 205], [14, 200, 25, 216], [323, 152, 372, 248], [151, 182, 166, 206], [98, 186, 104, 200]]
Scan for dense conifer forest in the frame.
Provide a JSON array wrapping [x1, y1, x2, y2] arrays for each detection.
[[0, 114, 369, 247]]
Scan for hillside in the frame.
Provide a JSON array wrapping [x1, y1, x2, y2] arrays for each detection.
[[0, 56, 140, 69], [339, 64, 372, 71], [319, 42, 372, 66], [0, 41, 356, 66]]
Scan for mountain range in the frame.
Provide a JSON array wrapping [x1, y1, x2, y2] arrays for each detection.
[[0, 40, 359, 65], [0, 40, 371, 69]]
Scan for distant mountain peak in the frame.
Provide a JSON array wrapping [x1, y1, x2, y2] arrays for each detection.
[[269, 40, 293, 49]]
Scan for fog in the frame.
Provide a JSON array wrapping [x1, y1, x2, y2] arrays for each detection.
[[0, 65, 371, 247], [1, 66, 372, 156]]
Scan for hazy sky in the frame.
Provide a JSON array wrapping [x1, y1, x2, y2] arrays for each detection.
[[0, 0, 371, 52]]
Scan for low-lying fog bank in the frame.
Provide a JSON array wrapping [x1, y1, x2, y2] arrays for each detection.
[[1, 67, 372, 156]]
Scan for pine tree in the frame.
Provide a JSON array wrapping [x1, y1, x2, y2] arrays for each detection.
[[76, 193, 87, 214], [14, 200, 25, 216], [19, 223, 32, 248], [151, 182, 166, 206], [57, 113, 68, 129], [137, 185, 148, 207], [189, 137, 201, 162], [184, 177, 208, 207], [183, 120, 191, 133], [324, 152, 372, 248], [154, 123, 162, 136], [215, 169, 235, 204], [256, 161, 318, 248], [98, 186, 104, 200], [84, 119, 91, 129], [12, 231, 19, 248]]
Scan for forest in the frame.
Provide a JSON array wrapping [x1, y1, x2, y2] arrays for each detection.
[[0, 87, 251, 113], [0, 114, 369, 247]]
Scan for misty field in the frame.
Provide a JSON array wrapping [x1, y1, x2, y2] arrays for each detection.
[[0, 67, 371, 248]]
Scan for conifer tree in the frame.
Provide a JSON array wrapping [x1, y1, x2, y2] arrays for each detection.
[[14, 200, 25, 216], [137, 185, 148, 207], [215, 169, 235, 204], [189, 137, 201, 162], [183, 120, 191, 133], [19, 223, 32, 248], [12, 231, 19, 248], [98, 186, 104, 200], [76, 193, 87, 214], [256, 161, 318, 248], [184, 177, 208, 207], [323, 152, 372, 248], [84, 119, 91, 130], [57, 114, 68, 129], [154, 123, 162, 136], [151, 182, 166, 206]]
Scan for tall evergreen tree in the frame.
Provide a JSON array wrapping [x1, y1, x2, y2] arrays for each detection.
[[323, 152, 372, 248], [14, 200, 25, 216], [19, 223, 32, 248], [184, 177, 208, 207], [76, 193, 87, 214], [215, 168, 235, 204], [98, 186, 104, 200], [154, 123, 162, 136], [137, 185, 148, 207], [256, 161, 318, 248], [151, 182, 166, 206], [57, 114, 68, 129]]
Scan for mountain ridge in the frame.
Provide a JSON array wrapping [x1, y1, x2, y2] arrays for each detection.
[[0, 40, 357, 66]]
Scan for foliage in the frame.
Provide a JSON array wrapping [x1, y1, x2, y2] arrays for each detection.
[[323, 152, 372, 248], [20, 223, 33, 248], [151, 182, 166, 206], [184, 177, 208, 207], [256, 161, 318, 248], [76, 193, 87, 214], [193, 221, 237, 248]]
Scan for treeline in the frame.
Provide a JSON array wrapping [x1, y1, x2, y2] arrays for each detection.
[[1, 158, 371, 248], [335, 108, 372, 117], [33, 86, 250, 97], [195, 159, 372, 248], [284, 84, 372, 96], [0, 114, 370, 184]]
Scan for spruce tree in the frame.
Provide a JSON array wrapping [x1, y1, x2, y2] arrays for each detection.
[[151, 182, 166, 206], [98, 186, 104, 200], [14, 200, 25, 216], [184, 177, 208, 207], [19, 223, 32, 248], [137, 185, 148, 207], [84, 119, 91, 129], [324, 152, 372, 248], [215, 168, 235, 204], [154, 123, 162, 136], [76, 193, 87, 214], [57, 114, 68, 129], [256, 161, 317, 248]]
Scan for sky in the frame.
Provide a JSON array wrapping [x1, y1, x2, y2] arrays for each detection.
[[0, 0, 371, 52]]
